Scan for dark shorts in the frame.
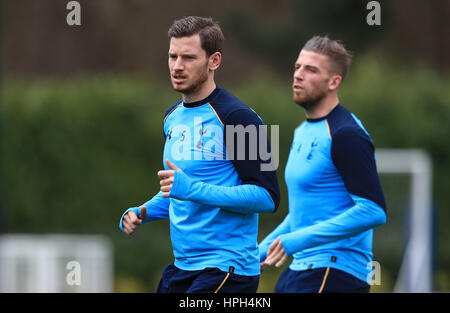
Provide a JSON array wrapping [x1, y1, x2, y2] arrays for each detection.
[[156, 263, 260, 293], [274, 267, 370, 293]]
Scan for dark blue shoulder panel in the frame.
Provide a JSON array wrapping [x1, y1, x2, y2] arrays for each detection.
[[209, 88, 281, 211], [162, 100, 182, 139], [328, 105, 386, 211], [164, 100, 182, 121]]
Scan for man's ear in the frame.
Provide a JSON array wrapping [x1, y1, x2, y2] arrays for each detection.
[[328, 74, 342, 91], [209, 52, 222, 71]]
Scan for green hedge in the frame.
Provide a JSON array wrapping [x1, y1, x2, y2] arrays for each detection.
[[2, 58, 450, 291]]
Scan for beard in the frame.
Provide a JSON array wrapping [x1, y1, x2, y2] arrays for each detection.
[[293, 88, 327, 110], [172, 66, 209, 96]]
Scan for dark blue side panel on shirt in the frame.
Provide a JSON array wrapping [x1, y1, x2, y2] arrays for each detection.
[[327, 105, 386, 211]]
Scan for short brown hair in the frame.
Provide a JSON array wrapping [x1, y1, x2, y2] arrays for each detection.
[[168, 16, 224, 57], [302, 35, 352, 79]]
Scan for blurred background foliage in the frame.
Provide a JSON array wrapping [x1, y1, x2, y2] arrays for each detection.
[[1, 0, 449, 292]]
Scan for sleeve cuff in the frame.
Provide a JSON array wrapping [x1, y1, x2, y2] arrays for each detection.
[[279, 234, 296, 256], [170, 171, 194, 200], [118, 207, 141, 232]]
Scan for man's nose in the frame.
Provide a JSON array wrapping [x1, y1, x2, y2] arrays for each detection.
[[173, 57, 184, 71], [294, 68, 304, 81]]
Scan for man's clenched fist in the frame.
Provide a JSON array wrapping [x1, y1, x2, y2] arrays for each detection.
[[122, 206, 147, 235]]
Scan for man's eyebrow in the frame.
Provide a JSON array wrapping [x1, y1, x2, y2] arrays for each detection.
[[168, 52, 197, 57], [295, 62, 319, 70], [305, 64, 319, 71]]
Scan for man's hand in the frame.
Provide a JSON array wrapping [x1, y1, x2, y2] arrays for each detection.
[[158, 159, 182, 198], [260, 237, 288, 268], [122, 206, 147, 235]]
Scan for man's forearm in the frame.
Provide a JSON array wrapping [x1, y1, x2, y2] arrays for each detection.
[[169, 171, 275, 214], [280, 195, 386, 256], [119, 191, 170, 232]]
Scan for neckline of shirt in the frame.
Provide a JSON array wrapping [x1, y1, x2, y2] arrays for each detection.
[[182, 87, 221, 108], [306, 104, 341, 123]]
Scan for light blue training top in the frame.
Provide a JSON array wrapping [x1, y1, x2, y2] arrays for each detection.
[[259, 104, 386, 283]]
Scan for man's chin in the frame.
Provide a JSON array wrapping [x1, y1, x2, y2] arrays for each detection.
[[295, 98, 321, 110], [172, 83, 190, 93], [294, 95, 311, 109], [293, 93, 324, 110]]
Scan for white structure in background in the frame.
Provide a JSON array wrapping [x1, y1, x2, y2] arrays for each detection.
[[376, 149, 433, 292], [0, 234, 113, 292]]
